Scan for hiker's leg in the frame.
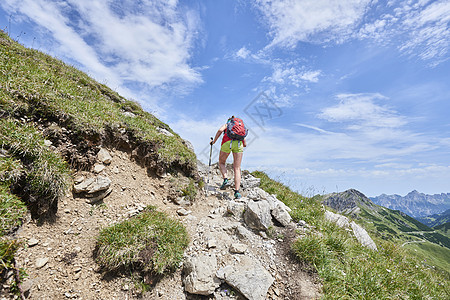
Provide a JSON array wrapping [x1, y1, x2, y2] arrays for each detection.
[[219, 150, 230, 179], [232, 151, 243, 190]]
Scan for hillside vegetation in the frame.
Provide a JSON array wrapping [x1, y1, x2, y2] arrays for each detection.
[[252, 171, 449, 299]]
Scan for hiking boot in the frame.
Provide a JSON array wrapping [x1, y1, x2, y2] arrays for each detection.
[[234, 190, 242, 199], [220, 178, 229, 190]]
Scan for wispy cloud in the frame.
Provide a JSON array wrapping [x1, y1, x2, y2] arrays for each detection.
[[264, 63, 321, 86], [396, 0, 450, 65], [236, 46, 251, 59], [1, 0, 203, 101], [358, 0, 450, 65], [318, 93, 407, 129], [254, 0, 449, 65], [254, 0, 371, 47]]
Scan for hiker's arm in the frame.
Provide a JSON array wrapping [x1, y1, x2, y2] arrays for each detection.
[[211, 124, 226, 145], [243, 138, 247, 147]]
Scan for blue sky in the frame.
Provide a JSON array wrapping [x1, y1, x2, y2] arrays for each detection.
[[1, 0, 449, 197]]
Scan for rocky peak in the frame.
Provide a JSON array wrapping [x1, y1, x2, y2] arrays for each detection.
[[322, 188, 377, 216]]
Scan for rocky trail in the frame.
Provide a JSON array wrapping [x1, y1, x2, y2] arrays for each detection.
[[9, 148, 321, 300]]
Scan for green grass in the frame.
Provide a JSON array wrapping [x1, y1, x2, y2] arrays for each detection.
[[95, 206, 189, 276], [435, 222, 450, 238], [181, 179, 198, 202], [405, 242, 450, 276], [0, 118, 70, 215], [0, 238, 23, 293], [252, 171, 450, 300], [293, 225, 449, 299], [0, 185, 27, 235]]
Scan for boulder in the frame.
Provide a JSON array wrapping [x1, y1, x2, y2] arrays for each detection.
[[73, 177, 96, 193], [184, 254, 221, 296], [216, 256, 274, 300], [266, 194, 291, 212], [350, 221, 377, 251], [74, 176, 111, 194], [93, 163, 105, 173], [183, 139, 195, 152], [325, 210, 377, 251], [324, 210, 350, 228], [87, 176, 111, 194], [243, 200, 273, 231], [271, 204, 292, 227], [157, 127, 174, 137]]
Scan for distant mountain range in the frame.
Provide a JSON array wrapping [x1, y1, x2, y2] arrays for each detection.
[[370, 190, 450, 218]]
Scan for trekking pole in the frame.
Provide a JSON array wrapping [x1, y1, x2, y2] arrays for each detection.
[[206, 137, 213, 195]]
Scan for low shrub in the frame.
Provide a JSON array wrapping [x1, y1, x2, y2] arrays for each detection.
[[95, 206, 189, 275]]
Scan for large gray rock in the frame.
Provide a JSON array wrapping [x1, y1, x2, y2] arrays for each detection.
[[243, 200, 273, 231], [266, 194, 291, 212], [324, 210, 350, 228], [325, 210, 377, 251], [216, 256, 274, 300], [184, 254, 221, 295], [271, 204, 292, 226], [73, 177, 96, 193], [73, 176, 111, 194], [350, 221, 377, 251]]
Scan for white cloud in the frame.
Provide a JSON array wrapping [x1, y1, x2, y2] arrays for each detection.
[[358, 0, 450, 65], [263, 62, 322, 87], [319, 93, 407, 129], [299, 70, 321, 83], [398, 0, 450, 64], [236, 46, 251, 59], [1, 0, 203, 97], [254, 0, 371, 47], [254, 0, 449, 64]]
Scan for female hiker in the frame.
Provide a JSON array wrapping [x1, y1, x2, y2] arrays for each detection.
[[210, 116, 248, 199]]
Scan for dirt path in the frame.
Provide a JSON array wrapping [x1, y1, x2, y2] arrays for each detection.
[[12, 150, 321, 300]]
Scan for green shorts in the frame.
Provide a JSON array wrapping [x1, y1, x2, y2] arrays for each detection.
[[220, 140, 244, 153]]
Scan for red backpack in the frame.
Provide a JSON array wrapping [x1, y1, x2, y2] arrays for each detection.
[[226, 117, 248, 141]]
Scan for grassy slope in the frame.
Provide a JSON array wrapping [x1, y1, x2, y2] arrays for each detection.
[[0, 30, 194, 293], [0, 30, 195, 175], [435, 222, 450, 238], [357, 204, 450, 274], [252, 171, 449, 299]]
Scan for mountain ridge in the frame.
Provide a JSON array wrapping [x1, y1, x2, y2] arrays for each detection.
[[370, 190, 450, 218]]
